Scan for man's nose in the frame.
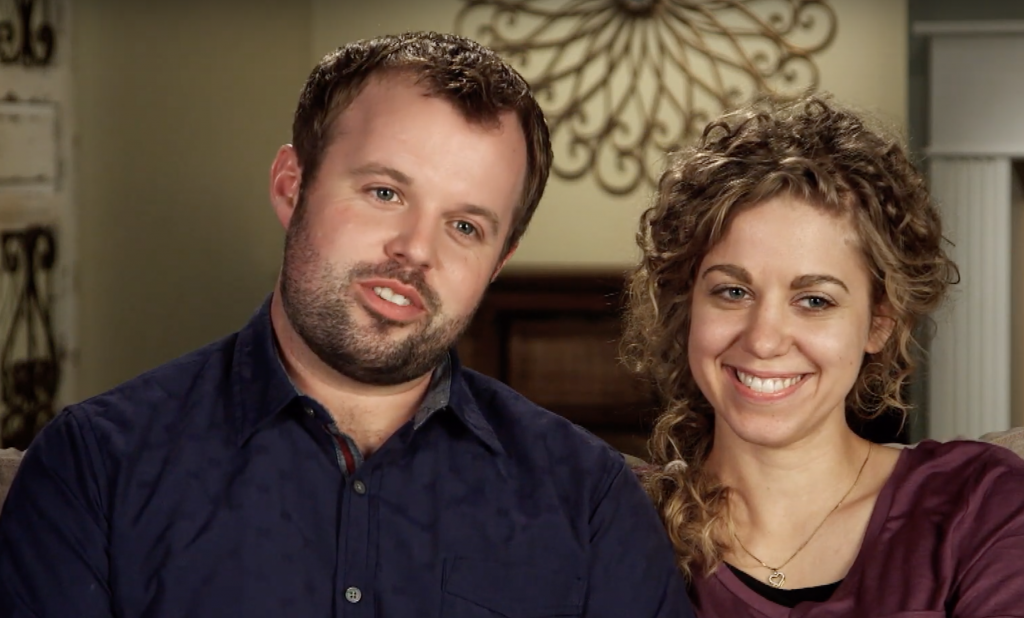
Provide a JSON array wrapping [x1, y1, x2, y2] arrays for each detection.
[[384, 210, 437, 270]]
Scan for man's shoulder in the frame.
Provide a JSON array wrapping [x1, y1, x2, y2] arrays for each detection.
[[458, 367, 608, 439], [64, 332, 241, 443], [457, 367, 626, 472]]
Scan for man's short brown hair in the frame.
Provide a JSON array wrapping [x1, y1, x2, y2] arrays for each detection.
[[292, 31, 552, 255]]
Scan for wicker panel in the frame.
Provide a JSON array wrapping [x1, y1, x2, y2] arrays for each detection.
[[458, 271, 658, 457], [505, 318, 653, 423]]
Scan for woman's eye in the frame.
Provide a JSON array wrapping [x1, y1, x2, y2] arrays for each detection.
[[800, 296, 833, 310], [453, 220, 478, 237], [373, 187, 397, 202], [714, 286, 747, 301]]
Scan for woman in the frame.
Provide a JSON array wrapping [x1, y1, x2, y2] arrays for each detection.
[[623, 95, 1024, 616]]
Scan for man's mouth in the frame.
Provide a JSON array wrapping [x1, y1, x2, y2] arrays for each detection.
[[372, 286, 412, 307]]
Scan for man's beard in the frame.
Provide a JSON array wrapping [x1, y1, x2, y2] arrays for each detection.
[[279, 213, 476, 386]]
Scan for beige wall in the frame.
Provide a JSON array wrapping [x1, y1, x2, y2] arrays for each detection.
[[312, 0, 908, 269], [74, 0, 311, 396], [1013, 165, 1024, 429], [69, 0, 909, 398]]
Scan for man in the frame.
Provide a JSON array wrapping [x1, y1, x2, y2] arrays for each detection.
[[0, 32, 693, 617]]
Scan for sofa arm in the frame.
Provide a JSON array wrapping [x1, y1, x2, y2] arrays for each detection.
[[0, 448, 24, 511], [980, 427, 1024, 458]]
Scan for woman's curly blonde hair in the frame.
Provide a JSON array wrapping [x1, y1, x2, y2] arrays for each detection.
[[621, 94, 959, 579]]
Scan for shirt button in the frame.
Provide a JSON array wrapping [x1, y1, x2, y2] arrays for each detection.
[[305, 407, 314, 417], [345, 586, 362, 603], [352, 480, 367, 495]]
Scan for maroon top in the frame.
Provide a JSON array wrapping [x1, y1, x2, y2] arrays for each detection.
[[690, 440, 1024, 617]]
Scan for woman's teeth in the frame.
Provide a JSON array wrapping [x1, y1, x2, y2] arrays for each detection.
[[735, 369, 802, 394]]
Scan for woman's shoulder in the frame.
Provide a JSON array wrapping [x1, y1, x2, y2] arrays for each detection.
[[900, 438, 1024, 477], [905, 438, 1024, 470], [867, 440, 1023, 573], [889, 438, 1024, 513]]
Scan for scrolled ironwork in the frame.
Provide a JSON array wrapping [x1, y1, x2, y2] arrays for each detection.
[[0, 0, 55, 67], [0, 226, 59, 449], [456, 0, 837, 195]]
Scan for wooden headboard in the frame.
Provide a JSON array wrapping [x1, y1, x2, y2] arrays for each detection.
[[457, 270, 656, 457]]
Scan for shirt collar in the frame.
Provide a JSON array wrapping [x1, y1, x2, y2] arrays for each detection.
[[412, 353, 451, 429], [232, 296, 504, 455], [446, 352, 505, 455], [232, 297, 301, 446]]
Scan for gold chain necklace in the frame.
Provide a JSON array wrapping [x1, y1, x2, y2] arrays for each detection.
[[731, 442, 872, 589]]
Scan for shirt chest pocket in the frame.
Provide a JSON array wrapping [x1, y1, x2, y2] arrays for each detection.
[[441, 557, 585, 618]]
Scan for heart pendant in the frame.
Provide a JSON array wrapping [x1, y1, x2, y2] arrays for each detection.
[[768, 571, 786, 588]]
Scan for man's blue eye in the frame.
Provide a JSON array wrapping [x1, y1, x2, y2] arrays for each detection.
[[374, 188, 396, 201], [454, 221, 478, 236]]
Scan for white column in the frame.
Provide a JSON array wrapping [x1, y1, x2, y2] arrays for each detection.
[[928, 156, 1012, 440]]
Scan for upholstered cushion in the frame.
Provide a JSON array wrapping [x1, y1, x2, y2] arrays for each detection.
[[980, 427, 1024, 458], [0, 448, 23, 511]]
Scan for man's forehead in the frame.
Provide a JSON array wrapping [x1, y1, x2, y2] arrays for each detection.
[[331, 72, 520, 139]]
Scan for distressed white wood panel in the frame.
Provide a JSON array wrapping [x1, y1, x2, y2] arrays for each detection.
[[0, 0, 76, 437], [0, 100, 58, 192], [928, 157, 1012, 440], [916, 21, 1024, 439]]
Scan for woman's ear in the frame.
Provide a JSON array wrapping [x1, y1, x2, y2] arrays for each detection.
[[866, 300, 896, 355]]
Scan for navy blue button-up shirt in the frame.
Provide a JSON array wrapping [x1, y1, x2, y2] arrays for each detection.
[[0, 301, 693, 617]]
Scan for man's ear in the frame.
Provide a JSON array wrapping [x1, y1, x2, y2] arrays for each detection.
[[491, 242, 518, 283], [866, 300, 896, 355], [269, 144, 302, 230]]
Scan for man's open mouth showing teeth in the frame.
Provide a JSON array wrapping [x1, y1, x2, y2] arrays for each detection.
[[373, 286, 412, 306], [735, 369, 803, 394]]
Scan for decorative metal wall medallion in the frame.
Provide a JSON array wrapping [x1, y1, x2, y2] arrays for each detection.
[[0, 0, 56, 67], [0, 226, 59, 449], [456, 0, 837, 194]]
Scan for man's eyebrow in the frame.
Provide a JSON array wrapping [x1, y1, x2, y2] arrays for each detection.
[[351, 163, 413, 185], [458, 204, 501, 237], [351, 163, 501, 237], [701, 264, 752, 284], [791, 274, 849, 293]]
